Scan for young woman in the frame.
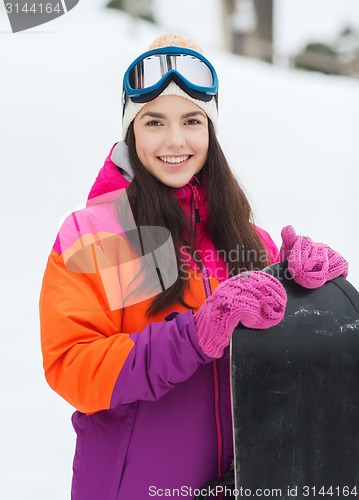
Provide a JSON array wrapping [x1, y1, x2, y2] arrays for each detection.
[[40, 34, 348, 499]]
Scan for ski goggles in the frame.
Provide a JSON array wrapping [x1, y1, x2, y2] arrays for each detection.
[[122, 46, 218, 104]]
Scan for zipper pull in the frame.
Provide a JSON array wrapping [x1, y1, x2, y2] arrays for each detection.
[[192, 185, 201, 223]]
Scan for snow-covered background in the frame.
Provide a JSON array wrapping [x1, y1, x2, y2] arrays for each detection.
[[1, 1, 358, 498]]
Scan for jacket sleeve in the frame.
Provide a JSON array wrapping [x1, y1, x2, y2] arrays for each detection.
[[40, 213, 211, 414], [110, 311, 212, 407]]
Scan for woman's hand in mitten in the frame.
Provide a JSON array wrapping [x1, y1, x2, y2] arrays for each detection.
[[280, 225, 348, 289], [194, 271, 287, 358]]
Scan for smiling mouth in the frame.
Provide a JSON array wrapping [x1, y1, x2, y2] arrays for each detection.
[[158, 155, 191, 164]]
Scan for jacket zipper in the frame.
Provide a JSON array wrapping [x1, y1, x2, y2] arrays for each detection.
[[188, 180, 223, 482], [189, 182, 211, 298], [192, 184, 201, 224], [212, 360, 223, 480]]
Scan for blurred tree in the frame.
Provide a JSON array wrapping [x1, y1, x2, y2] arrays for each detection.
[[220, 0, 236, 52], [221, 0, 273, 62], [293, 26, 359, 77], [107, 0, 156, 24], [293, 42, 338, 75], [340, 26, 356, 37]]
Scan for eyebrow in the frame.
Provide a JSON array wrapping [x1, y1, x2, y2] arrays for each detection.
[[139, 110, 207, 120]]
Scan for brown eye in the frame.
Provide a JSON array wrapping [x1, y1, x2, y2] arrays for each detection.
[[185, 119, 200, 125], [146, 120, 162, 126]]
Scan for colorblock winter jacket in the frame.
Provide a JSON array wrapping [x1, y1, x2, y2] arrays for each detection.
[[40, 142, 278, 499]]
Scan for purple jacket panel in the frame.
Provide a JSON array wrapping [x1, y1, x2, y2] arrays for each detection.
[[71, 362, 221, 499]]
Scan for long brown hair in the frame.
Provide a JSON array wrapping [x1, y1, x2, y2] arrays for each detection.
[[122, 119, 267, 316]]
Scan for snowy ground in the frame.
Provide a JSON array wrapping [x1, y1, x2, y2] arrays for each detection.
[[0, 1, 358, 499]]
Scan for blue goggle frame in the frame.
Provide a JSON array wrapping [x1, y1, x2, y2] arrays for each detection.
[[122, 46, 219, 105]]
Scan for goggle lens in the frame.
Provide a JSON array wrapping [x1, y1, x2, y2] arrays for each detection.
[[129, 54, 214, 91]]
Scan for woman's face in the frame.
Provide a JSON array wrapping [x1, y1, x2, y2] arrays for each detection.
[[133, 95, 209, 188]]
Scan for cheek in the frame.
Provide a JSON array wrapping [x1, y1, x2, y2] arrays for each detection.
[[194, 131, 209, 156], [134, 131, 150, 162], [135, 129, 160, 158]]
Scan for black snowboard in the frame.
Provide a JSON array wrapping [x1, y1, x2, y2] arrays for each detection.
[[230, 262, 359, 499]]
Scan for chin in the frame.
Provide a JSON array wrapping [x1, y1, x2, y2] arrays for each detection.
[[167, 178, 192, 189], [162, 174, 195, 188]]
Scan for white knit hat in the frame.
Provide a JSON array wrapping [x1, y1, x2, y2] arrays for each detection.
[[122, 34, 218, 139]]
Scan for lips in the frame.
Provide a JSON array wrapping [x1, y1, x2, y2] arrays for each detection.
[[158, 155, 191, 164]]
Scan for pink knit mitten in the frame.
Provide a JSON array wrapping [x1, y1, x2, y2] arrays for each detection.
[[280, 225, 348, 289], [194, 271, 287, 358]]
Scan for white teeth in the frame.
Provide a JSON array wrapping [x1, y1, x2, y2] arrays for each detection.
[[159, 155, 189, 164]]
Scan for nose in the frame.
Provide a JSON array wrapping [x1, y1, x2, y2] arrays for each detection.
[[165, 124, 186, 150]]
